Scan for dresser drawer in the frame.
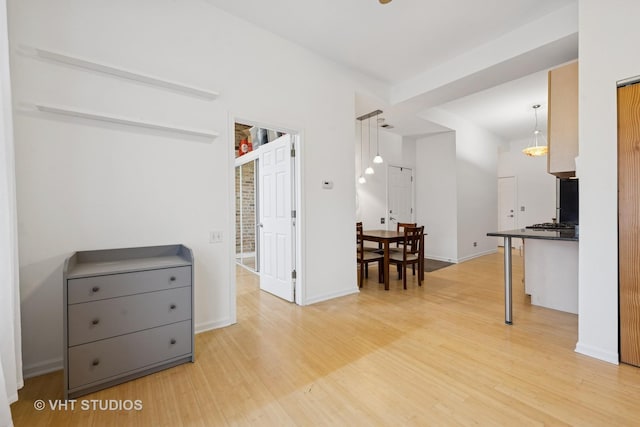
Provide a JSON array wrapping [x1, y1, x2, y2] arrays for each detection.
[[67, 266, 191, 304], [68, 320, 191, 390], [68, 287, 191, 346]]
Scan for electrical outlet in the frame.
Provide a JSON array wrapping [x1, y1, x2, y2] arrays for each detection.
[[473, 242, 478, 247], [381, 217, 385, 224], [209, 231, 223, 243]]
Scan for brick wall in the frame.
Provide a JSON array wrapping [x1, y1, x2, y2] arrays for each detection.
[[235, 161, 256, 254]]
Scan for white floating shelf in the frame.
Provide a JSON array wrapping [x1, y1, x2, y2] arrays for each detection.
[[25, 46, 219, 100], [35, 104, 219, 140]]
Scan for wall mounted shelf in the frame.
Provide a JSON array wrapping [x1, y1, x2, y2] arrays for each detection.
[[35, 104, 219, 140], [22, 46, 219, 100]]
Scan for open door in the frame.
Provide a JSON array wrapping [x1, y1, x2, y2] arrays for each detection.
[[258, 134, 295, 301]]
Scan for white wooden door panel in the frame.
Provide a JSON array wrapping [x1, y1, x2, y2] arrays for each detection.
[[259, 134, 294, 301], [388, 166, 413, 230]]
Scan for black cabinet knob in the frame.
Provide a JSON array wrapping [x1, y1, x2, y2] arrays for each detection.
[[91, 318, 100, 325], [170, 304, 177, 310], [169, 276, 176, 282], [92, 286, 100, 293], [170, 339, 176, 345], [92, 359, 100, 366]]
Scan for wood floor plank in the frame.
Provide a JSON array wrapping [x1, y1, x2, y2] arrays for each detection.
[[11, 251, 640, 425]]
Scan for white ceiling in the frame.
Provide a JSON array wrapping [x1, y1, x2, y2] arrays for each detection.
[[206, 0, 578, 142]]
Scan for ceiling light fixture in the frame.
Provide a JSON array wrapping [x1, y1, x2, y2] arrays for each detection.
[[358, 119, 366, 184], [379, 0, 392, 4], [522, 104, 548, 157], [373, 112, 384, 164], [364, 116, 375, 175]]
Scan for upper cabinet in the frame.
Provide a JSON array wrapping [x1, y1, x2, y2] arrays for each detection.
[[547, 61, 579, 178]]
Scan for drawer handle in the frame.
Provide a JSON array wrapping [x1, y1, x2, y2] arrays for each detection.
[[92, 359, 100, 367], [91, 318, 100, 326], [170, 304, 177, 310], [170, 339, 177, 345], [92, 286, 100, 293], [169, 276, 177, 282]]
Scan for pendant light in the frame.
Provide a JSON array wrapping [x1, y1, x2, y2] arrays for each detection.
[[358, 120, 366, 184], [373, 111, 384, 164], [364, 116, 375, 175], [522, 104, 548, 157]]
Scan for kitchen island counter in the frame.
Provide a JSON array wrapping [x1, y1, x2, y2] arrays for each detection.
[[487, 228, 578, 241], [487, 228, 579, 325]]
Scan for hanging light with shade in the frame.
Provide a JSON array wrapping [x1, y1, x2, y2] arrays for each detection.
[[357, 109, 384, 175], [358, 119, 366, 184], [373, 111, 384, 164], [364, 116, 375, 175], [522, 104, 548, 157]]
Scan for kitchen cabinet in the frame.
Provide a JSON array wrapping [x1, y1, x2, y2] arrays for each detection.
[[63, 244, 194, 398], [547, 61, 578, 178]]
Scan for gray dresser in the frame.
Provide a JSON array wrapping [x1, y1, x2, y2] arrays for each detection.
[[63, 244, 194, 399]]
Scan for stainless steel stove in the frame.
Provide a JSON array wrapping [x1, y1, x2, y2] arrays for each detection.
[[525, 222, 576, 230]]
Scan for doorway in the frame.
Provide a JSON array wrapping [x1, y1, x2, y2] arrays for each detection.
[[498, 176, 517, 248], [233, 120, 300, 303], [235, 160, 258, 272]]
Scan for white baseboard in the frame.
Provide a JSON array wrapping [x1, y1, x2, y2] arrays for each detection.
[[423, 254, 458, 263], [424, 248, 497, 264], [23, 357, 63, 379], [456, 249, 498, 263], [302, 287, 359, 306], [575, 342, 619, 365], [195, 318, 235, 334]]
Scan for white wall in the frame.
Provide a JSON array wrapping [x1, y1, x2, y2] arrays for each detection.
[[419, 108, 505, 262], [455, 121, 502, 261], [498, 137, 557, 227], [10, 0, 385, 376], [356, 128, 411, 230], [576, 0, 640, 364], [415, 132, 458, 262]]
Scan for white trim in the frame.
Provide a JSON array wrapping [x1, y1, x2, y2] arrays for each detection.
[[575, 342, 619, 365], [302, 287, 360, 306], [23, 358, 63, 379], [33, 104, 219, 139], [423, 254, 458, 264], [456, 248, 498, 263], [195, 318, 235, 334], [227, 112, 238, 325], [21, 45, 219, 100]]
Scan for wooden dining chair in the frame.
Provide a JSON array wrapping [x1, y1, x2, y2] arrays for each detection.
[[391, 222, 417, 276], [356, 223, 384, 287], [389, 225, 424, 289]]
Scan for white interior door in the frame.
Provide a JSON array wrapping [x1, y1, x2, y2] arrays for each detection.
[[388, 166, 413, 230], [259, 134, 294, 301], [498, 176, 517, 248]]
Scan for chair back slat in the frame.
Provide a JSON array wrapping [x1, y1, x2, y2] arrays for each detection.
[[403, 226, 424, 258], [396, 222, 417, 247]]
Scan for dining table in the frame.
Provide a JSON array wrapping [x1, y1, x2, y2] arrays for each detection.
[[361, 229, 425, 290]]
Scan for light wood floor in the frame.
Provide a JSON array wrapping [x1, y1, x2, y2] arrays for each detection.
[[11, 251, 640, 426]]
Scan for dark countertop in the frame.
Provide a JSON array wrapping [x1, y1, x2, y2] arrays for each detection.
[[487, 228, 578, 242]]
